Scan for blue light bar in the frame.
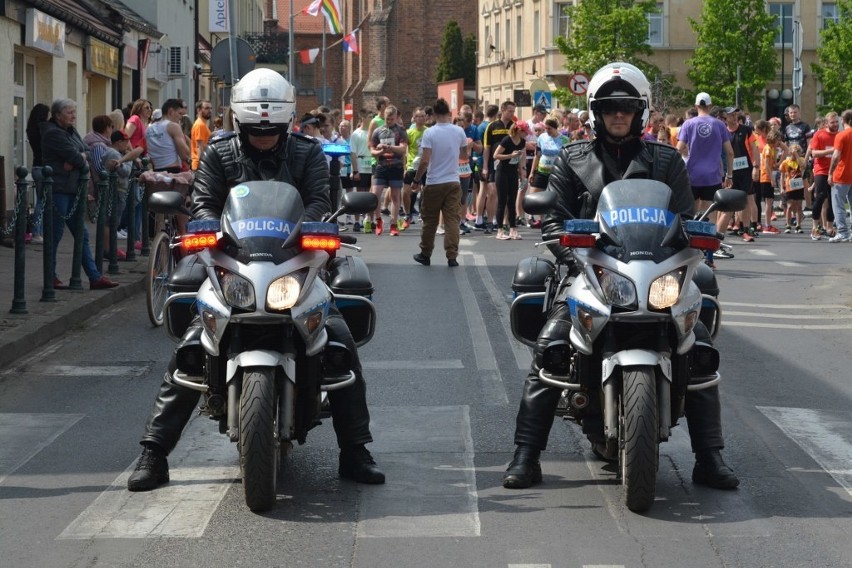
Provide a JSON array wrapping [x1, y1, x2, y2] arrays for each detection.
[[564, 219, 600, 234], [684, 220, 717, 236], [322, 143, 351, 157], [301, 221, 340, 235], [186, 219, 221, 234]]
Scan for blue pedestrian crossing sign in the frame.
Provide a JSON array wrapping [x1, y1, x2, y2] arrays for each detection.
[[533, 91, 552, 110]]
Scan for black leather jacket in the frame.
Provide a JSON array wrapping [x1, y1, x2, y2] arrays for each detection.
[[542, 137, 694, 262], [191, 132, 331, 221]]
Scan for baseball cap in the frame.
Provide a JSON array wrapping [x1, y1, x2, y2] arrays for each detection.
[[695, 92, 712, 106], [110, 130, 130, 144], [724, 106, 740, 115], [516, 120, 531, 134], [533, 104, 548, 114], [152, 108, 163, 120]]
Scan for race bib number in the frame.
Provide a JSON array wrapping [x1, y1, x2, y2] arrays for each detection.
[[788, 177, 804, 191], [509, 155, 521, 165], [732, 156, 749, 170], [458, 161, 472, 177], [357, 156, 373, 171], [538, 154, 556, 172]]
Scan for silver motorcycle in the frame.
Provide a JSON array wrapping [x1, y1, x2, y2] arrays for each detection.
[[149, 181, 378, 512], [511, 180, 746, 512]]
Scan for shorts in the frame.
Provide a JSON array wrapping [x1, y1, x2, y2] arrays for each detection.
[[785, 189, 804, 201], [341, 175, 354, 190], [531, 172, 551, 190], [404, 169, 425, 185], [353, 172, 372, 190], [759, 182, 776, 200], [731, 171, 754, 195], [486, 167, 496, 183], [373, 164, 404, 189], [692, 184, 721, 202], [813, 174, 830, 199]]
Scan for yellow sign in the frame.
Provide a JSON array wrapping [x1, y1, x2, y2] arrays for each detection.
[[87, 38, 119, 79], [26, 8, 66, 57]]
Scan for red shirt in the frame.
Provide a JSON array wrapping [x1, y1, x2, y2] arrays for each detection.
[[810, 128, 838, 176], [832, 128, 852, 184]]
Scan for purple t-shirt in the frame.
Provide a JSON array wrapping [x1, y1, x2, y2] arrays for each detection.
[[678, 116, 730, 187]]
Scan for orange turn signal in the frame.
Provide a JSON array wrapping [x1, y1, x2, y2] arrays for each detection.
[[301, 235, 341, 251], [181, 233, 218, 251]]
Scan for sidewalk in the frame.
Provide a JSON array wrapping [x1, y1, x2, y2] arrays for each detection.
[[0, 224, 149, 369]]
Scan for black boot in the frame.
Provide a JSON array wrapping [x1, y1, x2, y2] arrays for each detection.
[[693, 449, 739, 489], [339, 444, 385, 484], [127, 443, 170, 492], [502, 445, 542, 489]]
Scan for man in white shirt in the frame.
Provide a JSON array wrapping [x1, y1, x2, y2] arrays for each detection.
[[410, 98, 469, 267]]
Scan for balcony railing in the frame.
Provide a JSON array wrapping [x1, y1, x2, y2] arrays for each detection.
[[242, 32, 289, 65]]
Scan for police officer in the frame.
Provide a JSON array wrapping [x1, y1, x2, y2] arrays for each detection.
[[128, 69, 384, 491], [502, 63, 739, 491]]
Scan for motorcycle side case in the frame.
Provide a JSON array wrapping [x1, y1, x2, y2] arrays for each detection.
[[511, 256, 555, 295], [328, 255, 376, 346], [510, 256, 555, 347], [167, 254, 207, 337]]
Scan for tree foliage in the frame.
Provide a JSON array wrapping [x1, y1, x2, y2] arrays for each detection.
[[552, 0, 660, 108], [686, 0, 777, 113], [462, 33, 478, 87], [435, 21, 464, 84], [813, 0, 852, 113]]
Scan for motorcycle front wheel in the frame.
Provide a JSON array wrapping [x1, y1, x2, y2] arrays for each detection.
[[239, 367, 280, 512], [620, 365, 659, 513]]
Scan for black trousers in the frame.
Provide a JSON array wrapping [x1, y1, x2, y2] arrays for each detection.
[[140, 307, 373, 454], [512, 302, 724, 454]]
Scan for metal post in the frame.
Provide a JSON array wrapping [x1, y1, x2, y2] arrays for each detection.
[[289, 0, 295, 83], [95, 170, 109, 275], [107, 170, 120, 274], [140, 184, 150, 257], [126, 171, 138, 262], [40, 166, 56, 302], [10, 167, 29, 314], [69, 164, 88, 291], [228, 0, 239, 85]]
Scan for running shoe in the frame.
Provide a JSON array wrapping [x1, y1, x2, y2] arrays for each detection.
[[381, 208, 391, 216], [810, 232, 821, 241], [390, 225, 399, 237], [375, 218, 384, 236], [459, 224, 471, 235], [353, 222, 362, 233], [402, 218, 410, 230], [473, 222, 487, 231], [784, 225, 791, 233], [713, 249, 734, 259], [530, 219, 543, 229], [483, 224, 493, 235], [363, 219, 372, 234], [795, 226, 803, 234], [742, 232, 754, 242], [436, 224, 445, 235], [828, 234, 850, 243], [762, 225, 780, 234]]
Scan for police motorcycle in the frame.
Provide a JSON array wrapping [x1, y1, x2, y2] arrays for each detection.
[[510, 180, 746, 512], [148, 181, 378, 512]]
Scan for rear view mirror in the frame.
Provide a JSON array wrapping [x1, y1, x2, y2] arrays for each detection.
[[341, 191, 379, 215], [523, 191, 557, 215], [712, 189, 748, 212]]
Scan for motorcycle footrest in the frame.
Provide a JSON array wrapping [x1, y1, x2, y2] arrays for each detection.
[[321, 371, 356, 391]]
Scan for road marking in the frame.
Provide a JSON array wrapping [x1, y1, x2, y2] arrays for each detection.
[[0, 413, 85, 485], [725, 321, 852, 330], [358, 406, 480, 538], [776, 260, 804, 267], [58, 415, 237, 539], [722, 302, 852, 310], [757, 406, 852, 498], [748, 249, 777, 256], [38, 365, 151, 377], [473, 253, 533, 371], [723, 311, 852, 319], [363, 360, 464, 370], [454, 257, 509, 405]]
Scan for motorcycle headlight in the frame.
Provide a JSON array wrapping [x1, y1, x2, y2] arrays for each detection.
[[266, 270, 308, 312], [649, 269, 686, 310], [217, 269, 255, 310], [594, 267, 637, 308]]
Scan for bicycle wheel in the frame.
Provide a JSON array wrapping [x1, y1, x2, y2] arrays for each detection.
[[146, 231, 174, 326]]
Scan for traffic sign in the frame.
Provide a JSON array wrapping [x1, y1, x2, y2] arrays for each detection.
[[344, 103, 353, 121], [568, 73, 591, 96], [533, 91, 552, 110]]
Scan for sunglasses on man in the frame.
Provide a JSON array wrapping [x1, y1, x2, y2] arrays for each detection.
[[592, 98, 646, 115]]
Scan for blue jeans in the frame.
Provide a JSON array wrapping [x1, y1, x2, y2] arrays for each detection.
[[52, 192, 102, 281], [832, 183, 852, 237], [31, 167, 44, 236]]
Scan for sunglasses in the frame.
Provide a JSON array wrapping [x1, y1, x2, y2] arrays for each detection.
[[241, 123, 281, 137], [593, 98, 646, 115]]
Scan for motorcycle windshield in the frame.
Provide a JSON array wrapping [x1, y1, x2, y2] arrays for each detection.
[[595, 180, 682, 263], [220, 181, 305, 264]]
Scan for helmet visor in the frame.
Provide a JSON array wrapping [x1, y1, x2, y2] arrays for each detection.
[[239, 123, 285, 137], [592, 98, 647, 115]]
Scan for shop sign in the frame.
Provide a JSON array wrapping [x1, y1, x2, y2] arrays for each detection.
[[25, 8, 66, 57], [87, 37, 119, 79], [210, 0, 229, 33], [123, 38, 139, 70]]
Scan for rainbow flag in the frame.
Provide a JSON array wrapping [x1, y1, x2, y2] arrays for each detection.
[[320, 0, 342, 34]]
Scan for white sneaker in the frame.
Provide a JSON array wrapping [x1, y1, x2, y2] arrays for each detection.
[[116, 229, 128, 239], [31, 235, 44, 244], [827, 234, 850, 243], [436, 224, 445, 235]]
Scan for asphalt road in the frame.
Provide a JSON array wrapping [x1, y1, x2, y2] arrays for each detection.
[[2, 223, 851, 568]]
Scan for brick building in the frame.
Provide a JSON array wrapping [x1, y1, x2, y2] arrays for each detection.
[[276, 0, 476, 120]]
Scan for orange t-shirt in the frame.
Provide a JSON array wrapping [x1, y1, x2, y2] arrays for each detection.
[[780, 157, 804, 192], [760, 143, 776, 184], [832, 128, 852, 184], [191, 118, 211, 170]]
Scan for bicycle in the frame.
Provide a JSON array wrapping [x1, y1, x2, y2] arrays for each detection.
[[139, 170, 194, 326]]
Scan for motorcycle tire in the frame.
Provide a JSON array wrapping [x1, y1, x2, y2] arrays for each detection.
[[620, 366, 659, 513], [239, 367, 280, 512]]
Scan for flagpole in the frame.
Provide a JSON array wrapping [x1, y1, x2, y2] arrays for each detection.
[[288, 0, 295, 83], [322, 17, 327, 106]]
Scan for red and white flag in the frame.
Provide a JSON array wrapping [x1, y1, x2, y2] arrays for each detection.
[[299, 48, 321, 64], [302, 0, 322, 15]]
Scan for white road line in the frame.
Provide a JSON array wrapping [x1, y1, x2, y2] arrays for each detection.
[[776, 261, 804, 267], [58, 415, 237, 539], [38, 365, 151, 377], [723, 311, 852, 319], [757, 406, 852, 498], [362, 360, 464, 370], [0, 413, 85, 485], [721, 302, 852, 310], [748, 249, 777, 256], [508, 565, 551, 568], [473, 253, 533, 371], [357, 406, 480, 538], [725, 321, 852, 330], [454, 257, 509, 405]]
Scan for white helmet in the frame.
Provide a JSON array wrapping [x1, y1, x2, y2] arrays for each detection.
[[230, 68, 296, 136], [586, 62, 651, 140]]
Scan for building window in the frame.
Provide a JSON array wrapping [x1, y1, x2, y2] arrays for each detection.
[[517, 15, 522, 57], [506, 17, 511, 56], [821, 3, 839, 28], [495, 21, 501, 56], [485, 24, 491, 60], [534, 9, 540, 52], [554, 1, 570, 39], [769, 2, 793, 46], [647, 3, 663, 46]]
